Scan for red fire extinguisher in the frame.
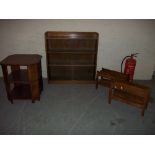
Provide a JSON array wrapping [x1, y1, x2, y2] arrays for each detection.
[[121, 53, 138, 81]]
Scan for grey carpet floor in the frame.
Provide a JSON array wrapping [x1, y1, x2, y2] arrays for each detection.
[[0, 78, 155, 135]]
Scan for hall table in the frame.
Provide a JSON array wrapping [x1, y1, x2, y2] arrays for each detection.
[[0, 54, 43, 103], [96, 68, 129, 89]]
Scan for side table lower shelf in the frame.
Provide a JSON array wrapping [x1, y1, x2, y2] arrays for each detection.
[[10, 83, 41, 103], [11, 84, 31, 101]]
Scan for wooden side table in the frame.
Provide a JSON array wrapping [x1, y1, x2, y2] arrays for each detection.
[[96, 68, 129, 89], [108, 81, 150, 116], [0, 54, 43, 103]]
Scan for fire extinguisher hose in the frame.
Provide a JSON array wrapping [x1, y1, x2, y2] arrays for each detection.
[[121, 53, 138, 73], [121, 56, 130, 73]]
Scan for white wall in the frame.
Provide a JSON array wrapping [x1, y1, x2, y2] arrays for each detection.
[[0, 19, 155, 79]]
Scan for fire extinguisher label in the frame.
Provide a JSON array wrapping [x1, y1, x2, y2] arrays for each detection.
[[124, 57, 136, 81]]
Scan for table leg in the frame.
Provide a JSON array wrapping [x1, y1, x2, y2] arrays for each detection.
[[1, 65, 13, 103], [96, 75, 99, 89]]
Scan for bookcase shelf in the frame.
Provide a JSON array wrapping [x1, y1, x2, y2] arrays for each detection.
[[45, 31, 99, 83]]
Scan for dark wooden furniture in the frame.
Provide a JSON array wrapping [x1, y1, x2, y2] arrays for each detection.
[[96, 68, 129, 89], [0, 54, 43, 103], [45, 31, 99, 83], [109, 81, 150, 116]]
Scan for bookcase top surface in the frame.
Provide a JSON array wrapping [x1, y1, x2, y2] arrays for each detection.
[[45, 31, 99, 39]]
